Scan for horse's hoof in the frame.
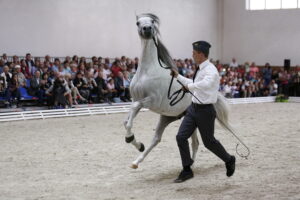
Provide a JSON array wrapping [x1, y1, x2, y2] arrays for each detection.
[[131, 164, 138, 169], [139, 143, 145, 152]]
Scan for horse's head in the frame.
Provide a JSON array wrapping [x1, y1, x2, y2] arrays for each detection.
[[136, 13, 160, 40]]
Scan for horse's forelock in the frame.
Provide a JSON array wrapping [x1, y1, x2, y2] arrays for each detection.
[[137, 13, 160, 25]]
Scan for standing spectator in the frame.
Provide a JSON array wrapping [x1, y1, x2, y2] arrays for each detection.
[[2, 53, 9, 65], [229, 58, 238, 68], [25, 53, 35, 75], [263, 63, 272, 86]]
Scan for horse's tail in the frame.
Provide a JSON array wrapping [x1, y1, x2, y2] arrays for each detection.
[[213, 93, 235, 135], [214, 93, 250, 158]]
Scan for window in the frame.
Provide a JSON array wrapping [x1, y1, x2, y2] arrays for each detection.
[[282, 0, 298, 8], [246, 0, 300, 10], [266, 0, 281, 9]]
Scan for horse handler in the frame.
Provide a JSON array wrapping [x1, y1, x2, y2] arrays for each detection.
[[170, 41, 235, 183]]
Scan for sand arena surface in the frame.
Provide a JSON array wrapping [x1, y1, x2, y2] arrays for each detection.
[[0, 103, 299, 200]]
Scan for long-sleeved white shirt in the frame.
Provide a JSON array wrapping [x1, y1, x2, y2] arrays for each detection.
[[177, 59, 220, 104]]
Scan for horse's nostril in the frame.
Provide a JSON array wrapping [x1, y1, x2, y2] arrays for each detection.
[[143, 26, 152, 32]]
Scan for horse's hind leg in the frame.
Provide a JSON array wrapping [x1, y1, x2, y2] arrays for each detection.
[[124, 97, 152, 152], [131, 115, 178, 169], [191, 130, 199, 163]]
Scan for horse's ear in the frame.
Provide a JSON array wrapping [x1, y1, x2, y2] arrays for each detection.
[[135, 11, 138, 21]]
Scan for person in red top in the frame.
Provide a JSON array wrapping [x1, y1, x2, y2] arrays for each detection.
[[20, 59, 31, 79], [111, 60, 123, 78]]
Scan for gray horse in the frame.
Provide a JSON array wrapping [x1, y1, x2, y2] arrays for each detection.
[[124, 13, 233, 169]]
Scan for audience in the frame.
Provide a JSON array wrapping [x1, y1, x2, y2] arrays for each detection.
[[0, 53, 299, 109]]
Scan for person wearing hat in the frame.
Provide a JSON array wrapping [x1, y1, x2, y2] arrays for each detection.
[[170, 41, 236, 183]]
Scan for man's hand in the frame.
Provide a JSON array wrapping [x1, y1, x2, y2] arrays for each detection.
[[170, 68, 179, 78], [182, 85, 189, 92]]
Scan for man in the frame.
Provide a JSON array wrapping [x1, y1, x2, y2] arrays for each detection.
[[28, 71, 44, 105], [25, 53, 35, 75], [229, 58, 238, 68], [171, 41, 235, 183]]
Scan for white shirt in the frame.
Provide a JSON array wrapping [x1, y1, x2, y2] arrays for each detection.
[[177, 59, 220, 104]]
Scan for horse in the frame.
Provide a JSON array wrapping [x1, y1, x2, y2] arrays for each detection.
[[124, 13, 235, 169]]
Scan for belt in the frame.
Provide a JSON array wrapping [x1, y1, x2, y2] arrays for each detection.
[[191, 102, 212, 107]]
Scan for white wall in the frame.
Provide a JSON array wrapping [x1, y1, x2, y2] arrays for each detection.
[[223, 0, 300, 66], [0, 0, 221, 59]]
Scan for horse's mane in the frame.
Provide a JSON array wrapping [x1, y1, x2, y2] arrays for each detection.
[[137, 13, 177, 71], [157, 38, 177, 70]]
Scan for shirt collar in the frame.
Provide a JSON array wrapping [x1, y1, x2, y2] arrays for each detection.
[[199, 59, 210, 70]]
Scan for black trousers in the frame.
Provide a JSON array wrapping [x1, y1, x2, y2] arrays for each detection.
[[176, 103, 231, 167]]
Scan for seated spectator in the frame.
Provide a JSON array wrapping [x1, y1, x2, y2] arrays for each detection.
[[1, 65, 12, 89], [95, 71, 111, 103], [114, 71, 127, 102], [123, 71, 131, 101], [15, 65, 26, 87], [269, 80, 278, 96], [52, 58, 61, 72], [64, 73, 86, 105], [85, 71, 97, 102], [28, 71, 44, 105], [20, 59, 31, 79], [46, 75, 71, 108], [73, 71, 90, 101], [0, 76, 6, 99], [107, 78, 117, 102], [6, 74, 21, 107], [40, 73, 52, 92], [111, 60, 122, 78]]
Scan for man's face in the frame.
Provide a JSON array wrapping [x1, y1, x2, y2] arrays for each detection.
[[192, 50, 203, 64]]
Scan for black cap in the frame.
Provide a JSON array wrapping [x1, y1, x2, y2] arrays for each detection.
[[193, 41, 211, 55]]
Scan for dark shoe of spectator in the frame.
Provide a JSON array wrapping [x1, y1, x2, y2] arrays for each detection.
[[174, 169, 194, 183], [226, 156, 236, 177]]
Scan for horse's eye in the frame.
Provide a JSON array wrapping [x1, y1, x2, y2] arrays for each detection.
[[151, 20, 154, 24], [136, 22, 140, 26]]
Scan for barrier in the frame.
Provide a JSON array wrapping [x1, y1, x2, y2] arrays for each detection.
[[0, 97, 299, 122]]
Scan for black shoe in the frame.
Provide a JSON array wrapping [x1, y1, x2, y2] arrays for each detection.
[[226, 156, 236, 177], [174, 169, 194, 183]]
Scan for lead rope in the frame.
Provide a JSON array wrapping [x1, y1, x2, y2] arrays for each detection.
[[152, 37, 202, 106]]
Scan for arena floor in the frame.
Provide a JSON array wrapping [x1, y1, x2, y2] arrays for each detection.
[[0, 103, 299, 200]]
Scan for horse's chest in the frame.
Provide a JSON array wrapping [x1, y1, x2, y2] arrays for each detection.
[[130, 76, 159, 98]]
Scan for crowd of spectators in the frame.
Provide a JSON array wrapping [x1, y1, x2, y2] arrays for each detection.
[[0, 53, 299, 108], [0, 53, 136, 108], [176, 58, 300, 98]]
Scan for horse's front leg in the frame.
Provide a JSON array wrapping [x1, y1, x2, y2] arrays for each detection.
[[131, 115, 178, 169], [124, 97, 152, 152]]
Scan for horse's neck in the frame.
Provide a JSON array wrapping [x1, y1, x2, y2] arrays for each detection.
[[138, 39, 159, 73]]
